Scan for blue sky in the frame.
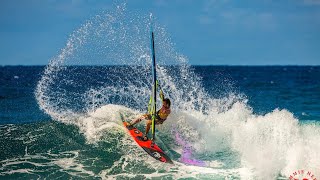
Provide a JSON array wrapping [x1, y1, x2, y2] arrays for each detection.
[[0, 0, 319, 65]]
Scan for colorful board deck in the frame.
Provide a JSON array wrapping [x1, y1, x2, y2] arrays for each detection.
[[120, 113, 173, 164]]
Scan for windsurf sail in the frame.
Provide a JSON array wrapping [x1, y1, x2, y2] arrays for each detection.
[[119, 15, 173, 164], [150, 16, 157, 141]]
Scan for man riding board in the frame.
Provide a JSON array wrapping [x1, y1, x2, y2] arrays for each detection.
[[129, 90, 171, 140]]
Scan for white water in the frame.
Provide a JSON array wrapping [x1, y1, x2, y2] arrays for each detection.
[[35, 3, 320, 179]]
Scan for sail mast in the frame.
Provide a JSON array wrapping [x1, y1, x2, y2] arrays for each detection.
[[150, 14, 157, 141]]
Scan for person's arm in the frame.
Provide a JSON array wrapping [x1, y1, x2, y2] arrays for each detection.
[[159, 90, 164, 101]]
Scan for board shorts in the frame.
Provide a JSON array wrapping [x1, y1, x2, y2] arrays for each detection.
[[140, 114, 166, 125]]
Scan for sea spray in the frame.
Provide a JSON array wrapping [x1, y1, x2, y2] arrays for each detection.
[[35, 2, 221, 141]]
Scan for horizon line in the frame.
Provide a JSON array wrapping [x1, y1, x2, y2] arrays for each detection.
[[1, 64, 319, 67]]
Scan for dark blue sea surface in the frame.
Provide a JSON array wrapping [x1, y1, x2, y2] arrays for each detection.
[[1, 66, 319, 124], [0, 66, 50, 124], [195, 66, 320, 121]]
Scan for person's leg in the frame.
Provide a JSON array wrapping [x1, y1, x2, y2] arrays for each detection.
[[130, 114, 147, 126], [130, 117, 142, 126], [145, 120, 152, 135]]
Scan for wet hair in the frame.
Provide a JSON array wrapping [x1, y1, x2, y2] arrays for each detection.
[[164, 98, 171, 107]]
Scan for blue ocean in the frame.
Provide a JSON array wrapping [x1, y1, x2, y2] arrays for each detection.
[[1, 6, 320, 180]]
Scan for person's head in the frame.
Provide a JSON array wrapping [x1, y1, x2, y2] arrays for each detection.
[[163, 98, 171, 109]]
